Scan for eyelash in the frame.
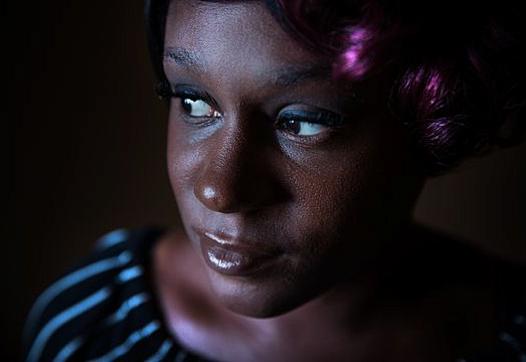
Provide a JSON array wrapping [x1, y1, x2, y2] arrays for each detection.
[[157, 81, 221, 127], [278, 111, 344, 128], [156, 81, 218, 110], [156, 81, 346, 136], [155, 81, 174, 100]]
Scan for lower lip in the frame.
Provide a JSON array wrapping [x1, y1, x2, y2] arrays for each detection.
[[200, 239, 279, 277]]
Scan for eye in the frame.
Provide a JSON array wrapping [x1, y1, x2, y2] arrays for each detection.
[[276, 110, 345, 137], [155, 82, 222, 120], [278, 118, 327, 136], [181, 98, 221, 118]]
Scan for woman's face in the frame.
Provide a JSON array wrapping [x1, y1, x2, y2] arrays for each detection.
[[165, 0, 424, 317]]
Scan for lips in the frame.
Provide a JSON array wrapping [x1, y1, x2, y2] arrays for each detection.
[[194, 228, 281, 276]]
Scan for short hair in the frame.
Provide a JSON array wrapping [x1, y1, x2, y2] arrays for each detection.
[[145, 0, 526, 175]]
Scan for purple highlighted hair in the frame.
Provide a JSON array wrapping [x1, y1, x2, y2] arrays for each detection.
[[145, 0, 526, 175]]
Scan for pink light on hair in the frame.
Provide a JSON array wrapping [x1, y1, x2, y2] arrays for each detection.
[[335, 27, 371, 80]]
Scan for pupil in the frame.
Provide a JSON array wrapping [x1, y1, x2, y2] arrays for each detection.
[[182, 99, 193, 113], [285, 119, 300, 134]]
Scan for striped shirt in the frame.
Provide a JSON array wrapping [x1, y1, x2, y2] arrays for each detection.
[[23, 228, 526, 361], [23, 228, 203, 362]]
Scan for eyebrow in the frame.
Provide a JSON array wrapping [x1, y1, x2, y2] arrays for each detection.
[[273, 64, 332, 87], [164, 47, 203, 69], [163, 47, 333, 87]]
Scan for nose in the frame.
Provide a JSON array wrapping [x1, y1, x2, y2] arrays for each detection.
[[193, 117, 283, 214]]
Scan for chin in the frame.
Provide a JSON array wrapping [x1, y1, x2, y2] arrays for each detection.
[[205, 267, 326, 318]]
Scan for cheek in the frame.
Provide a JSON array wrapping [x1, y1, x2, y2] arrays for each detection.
[[287, 130, 418, 262], [166, 114, 201, 203], [287, 157, 368, 258]]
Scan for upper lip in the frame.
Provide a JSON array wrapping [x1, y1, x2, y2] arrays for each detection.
[[192, 226, 281, 256]]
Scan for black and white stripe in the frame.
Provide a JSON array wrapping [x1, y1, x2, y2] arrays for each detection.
[[23, 228, 193, 362]]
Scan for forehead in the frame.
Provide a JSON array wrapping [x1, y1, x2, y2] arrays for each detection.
[[163, 0, 328, 80]]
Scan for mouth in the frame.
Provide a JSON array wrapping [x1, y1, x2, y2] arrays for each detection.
[[194, 228, 282, 277]]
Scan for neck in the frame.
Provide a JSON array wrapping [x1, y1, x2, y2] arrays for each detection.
[[155, 224, 499, 361], [241, 223, 498, 359]]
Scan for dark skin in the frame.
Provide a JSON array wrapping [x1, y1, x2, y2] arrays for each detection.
[[154, 231, 499, 361], [153, 1, 502, 361]]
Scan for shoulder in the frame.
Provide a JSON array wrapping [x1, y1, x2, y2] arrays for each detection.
[[23, 227, 188, 362]]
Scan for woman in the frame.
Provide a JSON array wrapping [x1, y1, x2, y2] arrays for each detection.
[[24, 0, 526, 361]]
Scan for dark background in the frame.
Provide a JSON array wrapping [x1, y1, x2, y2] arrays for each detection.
[[7, 1, 526, 360]]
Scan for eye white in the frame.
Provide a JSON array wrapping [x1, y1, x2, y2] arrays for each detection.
[[297, 122, 325, 136], [183, 98, 214, 117]]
